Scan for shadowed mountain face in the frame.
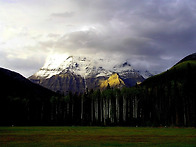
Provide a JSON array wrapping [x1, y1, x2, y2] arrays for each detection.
[[29, 56, 145, 94], [31, 71, 86, 95], [0, 67, 55, 98], [0, 67, 58, 125]]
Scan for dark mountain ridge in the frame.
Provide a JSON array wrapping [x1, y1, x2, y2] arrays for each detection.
[[0, 67, 56, 98], [175, 52, 196, 65], [140, 53, 196, 126], [142, 53, 196, 86], [0, 67, 58, 125]]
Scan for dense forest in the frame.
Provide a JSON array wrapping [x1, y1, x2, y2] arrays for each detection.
[[0, 58, 195, 127], [1, 82, 195, 127]]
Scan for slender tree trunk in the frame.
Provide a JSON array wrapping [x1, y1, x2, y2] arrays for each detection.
[[100, 97, 103, 124], [98, 97, 101, 124], [133, 97, 139, 119], [72, 103, 74, 122], [103, 98, 106, 125], [41, 104, 44, 121], [91, 98, 94, 124], [183, 106, 187, 126], [123, 96, 126, 122], [108, 98, 111, 121], [81, 97, 83, 121], [116, 96, 119, 123]]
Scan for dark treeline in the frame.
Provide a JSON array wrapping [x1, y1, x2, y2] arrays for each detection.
[[1, 83, 195, 127], [0, 62, 195, 127]]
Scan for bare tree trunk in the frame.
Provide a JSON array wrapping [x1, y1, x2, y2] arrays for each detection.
[[91, 98, 94, 123], [103, 99, 106, 125], [183, 106, 187, 126], [123, 96, 126, 122], [67, 103, 69, 116], [98, 97, 100, 124], [100, 97, 103, 124], [106, 99, 108, 121], [72, 103, 74, 121], [109, 98, 111, 122], [116, 96, 119, 123], [133, 97, 139, 118], [182, 97, 187, 126], [41, 104, 44, 121], [63, 103, 66, 120], [95, 98, 98, 122], [81, 97, 83, 120]]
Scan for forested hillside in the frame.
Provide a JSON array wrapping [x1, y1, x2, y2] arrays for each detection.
[[0, 68, 57, 125], [36, 56, 196, 127], [141, 59, 196, 126], [0, 53, 195, 127]]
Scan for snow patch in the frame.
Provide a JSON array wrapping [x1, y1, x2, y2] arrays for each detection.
[[33, 54, 153, 79]]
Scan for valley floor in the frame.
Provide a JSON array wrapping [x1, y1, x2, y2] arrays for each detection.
[[0, 126, 195, 146]]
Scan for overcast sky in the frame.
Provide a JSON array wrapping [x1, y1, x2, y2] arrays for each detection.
[[0, 0, 196, 77]]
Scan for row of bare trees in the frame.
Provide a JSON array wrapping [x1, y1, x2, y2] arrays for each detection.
[[1, 78, 195, 126], [49, 87, 144, 126]]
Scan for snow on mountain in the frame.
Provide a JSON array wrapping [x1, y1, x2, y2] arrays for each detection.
[[34, 54, 70, 79], [135, 70, 161, 79], [136, 70, 153, 79], [33, 54, 155, 81], [30, 54, 154, 93], [34, 55, 136, 79], [113, 61, 133, 72]]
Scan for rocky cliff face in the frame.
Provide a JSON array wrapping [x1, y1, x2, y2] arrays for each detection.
[[29, 55, 147, 94], [100, 73, 125, 89], [31, 71, 85, 94]]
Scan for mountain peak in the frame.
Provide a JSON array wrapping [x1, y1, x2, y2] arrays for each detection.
[[32, 55, 135, 79], [29, 55, 148, 93], [122, 61, 131, 67], [100, 73, 125, 89], [66, 56, 73, 60]]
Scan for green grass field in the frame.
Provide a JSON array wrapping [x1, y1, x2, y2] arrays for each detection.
[[0, 126, 196, 146]]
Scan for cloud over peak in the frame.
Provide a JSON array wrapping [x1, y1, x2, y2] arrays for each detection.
[[0, 0, 196, 76]]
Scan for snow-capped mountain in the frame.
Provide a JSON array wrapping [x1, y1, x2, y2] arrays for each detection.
[[29, 55, 153, 94], [34, 54, 115, 79], [135, 70, 154, 79]]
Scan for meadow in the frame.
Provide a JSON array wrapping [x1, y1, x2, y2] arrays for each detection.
[[0, 126, 195, 146]]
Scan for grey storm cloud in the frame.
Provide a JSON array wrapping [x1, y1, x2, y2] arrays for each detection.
[[51, 12, 75, 18], [1, 0, 196, 77], [54, 0, 195, 70]]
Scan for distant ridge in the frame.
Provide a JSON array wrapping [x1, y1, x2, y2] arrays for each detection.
[[0, 67, 58, 125], [0, 67, 56, 99]]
